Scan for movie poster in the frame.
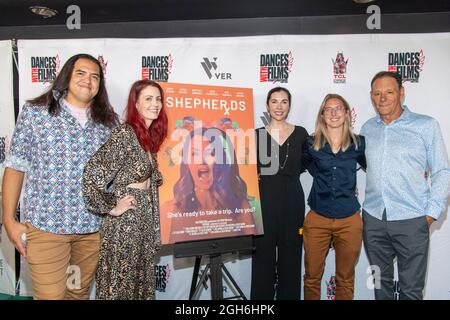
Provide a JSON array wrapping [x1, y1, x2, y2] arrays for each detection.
[[158, 83, 263, 244]]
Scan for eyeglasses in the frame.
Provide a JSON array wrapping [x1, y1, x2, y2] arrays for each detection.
[[323, 105, 345, 114]]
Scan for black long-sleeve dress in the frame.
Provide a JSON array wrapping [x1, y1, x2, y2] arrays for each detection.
[[251, 125, 309, 300]]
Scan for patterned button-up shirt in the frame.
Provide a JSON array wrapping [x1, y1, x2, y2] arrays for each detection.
[[361, 105, 450, 221], [3, 100, 112, 234]]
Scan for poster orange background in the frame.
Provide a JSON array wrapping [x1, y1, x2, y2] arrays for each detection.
[[158, 82, 260, 244]]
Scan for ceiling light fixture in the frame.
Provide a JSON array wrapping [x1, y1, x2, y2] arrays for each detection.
[[352, 0, 376, 3], [29, 6, 58, 18]]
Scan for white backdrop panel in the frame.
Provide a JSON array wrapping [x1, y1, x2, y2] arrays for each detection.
[[0, 40, 17, 296], [16, 33, 450, 299]]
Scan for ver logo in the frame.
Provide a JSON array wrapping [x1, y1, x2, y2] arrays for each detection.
[[201, 57, 218, 79], [201, 57, 231, 80]]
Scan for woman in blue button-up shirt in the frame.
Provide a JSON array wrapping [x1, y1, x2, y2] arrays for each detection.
[[302, 93, 366, 300]]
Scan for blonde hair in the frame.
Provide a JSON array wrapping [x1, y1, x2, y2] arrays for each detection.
[[313, 93, 358, 152]]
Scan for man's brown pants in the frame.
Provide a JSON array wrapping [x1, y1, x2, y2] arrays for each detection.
[[26, 223, 100, 300]]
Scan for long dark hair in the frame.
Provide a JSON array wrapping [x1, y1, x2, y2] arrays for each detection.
[[124, 80, 168, 153], [173, 127, 249, 212], [27, 53, 118, 128]]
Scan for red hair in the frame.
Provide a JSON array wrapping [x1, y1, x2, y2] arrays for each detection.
[[125, 80, 168, 153]]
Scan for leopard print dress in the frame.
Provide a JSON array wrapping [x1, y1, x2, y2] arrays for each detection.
[[82, 123, 162, 300]]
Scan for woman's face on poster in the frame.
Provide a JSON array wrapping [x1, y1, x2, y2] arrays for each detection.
[[187, 136, 216, 190]]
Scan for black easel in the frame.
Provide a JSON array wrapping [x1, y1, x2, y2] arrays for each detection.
[[173, 235, 253, 300]]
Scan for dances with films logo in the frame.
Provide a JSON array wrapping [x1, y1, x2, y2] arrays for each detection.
[[31, 55, 60, 83], [332, 52, 349, 84], [0, 136, 6, 164], [260, 52, 293, 83], [388, 50, 425, 83], [155, 263, 172, 292], [97, 55, 108, 77], [142, 54, 173, 82], [0, 258, 4, 276]]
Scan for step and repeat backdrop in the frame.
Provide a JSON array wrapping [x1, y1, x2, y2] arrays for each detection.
[[0, 40, 16, 297], [0, 33, 449, 299]]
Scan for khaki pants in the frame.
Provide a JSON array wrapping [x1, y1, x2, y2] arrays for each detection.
[[25, 222, 100, 300], [303, 210, 362, 300]]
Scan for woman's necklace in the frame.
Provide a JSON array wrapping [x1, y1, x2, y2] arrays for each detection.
[[270, 136, 290, 170], [279, 137, 290, 170], [268, 124, 291, 171]]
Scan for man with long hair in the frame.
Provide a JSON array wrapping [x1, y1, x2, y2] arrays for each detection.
[[2, 53, 118, 299]]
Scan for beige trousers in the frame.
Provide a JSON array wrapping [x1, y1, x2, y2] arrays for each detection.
[[25, 222, 100, 300]]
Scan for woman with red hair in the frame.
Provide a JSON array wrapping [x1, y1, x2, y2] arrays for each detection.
[[82, 80, 168, 300]]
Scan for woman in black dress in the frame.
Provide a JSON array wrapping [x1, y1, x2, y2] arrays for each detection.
[[251, 87, 309, 300]]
